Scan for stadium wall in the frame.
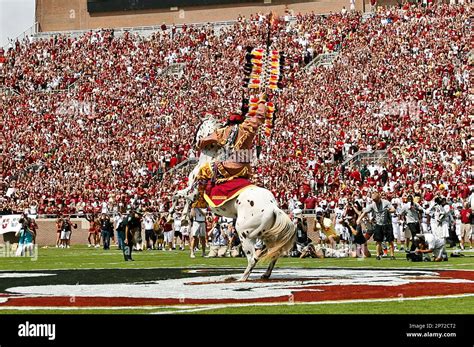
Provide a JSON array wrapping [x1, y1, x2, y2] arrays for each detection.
[[35, 0, 386, 32], [2, 217, 320, 246], [1, 218, 91, 246], [35, 218, 91, 245]]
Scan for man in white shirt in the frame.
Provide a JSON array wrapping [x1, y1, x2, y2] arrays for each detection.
[[173, 212, 182, 250], [190, 207, 207, 258], [143, 212, 156, 250], [333, 202, 349, 244], [413, 233, 447, 262]]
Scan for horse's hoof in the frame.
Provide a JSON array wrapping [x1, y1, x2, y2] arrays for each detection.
[[236, 277, 248, 282], [260, 274, 270, 280]]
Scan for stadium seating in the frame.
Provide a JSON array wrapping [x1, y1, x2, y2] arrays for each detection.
[[0, 3, 471, 215]]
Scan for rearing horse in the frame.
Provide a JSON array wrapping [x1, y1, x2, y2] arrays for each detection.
[[170, 115, 296, 281]]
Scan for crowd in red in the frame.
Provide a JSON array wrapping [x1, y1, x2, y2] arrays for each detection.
[[0, 2, 472, 216]]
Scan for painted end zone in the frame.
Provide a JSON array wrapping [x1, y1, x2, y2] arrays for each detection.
[[0, 268, 473, 310]]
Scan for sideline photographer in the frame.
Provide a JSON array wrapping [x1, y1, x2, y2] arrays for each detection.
[[412, 233, 447, 262]]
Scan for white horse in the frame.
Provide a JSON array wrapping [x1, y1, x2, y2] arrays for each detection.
[[169, 115, 222, 218], [171, 116, 296, 281]]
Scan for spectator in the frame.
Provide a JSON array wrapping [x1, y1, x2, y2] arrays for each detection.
[[143, 211, 156, 250], [99, 214, 113, 250], [190, 207, 207, 258], [459, 203, 472, 250], [357, 192, 396, 260], [400, 195, 424, 250], [59, 216, 77, 249], [15, 215, 34, 256]]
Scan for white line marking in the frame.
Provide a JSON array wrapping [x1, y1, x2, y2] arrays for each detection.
[[152, 293, 474, 314], [3, 293, 473, 313]]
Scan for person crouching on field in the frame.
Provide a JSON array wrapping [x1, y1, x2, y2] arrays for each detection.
[[207, 222, 229, 257], [413, 233, 447, 262]]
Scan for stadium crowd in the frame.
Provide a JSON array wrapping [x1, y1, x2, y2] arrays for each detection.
[[0, 1, 472, 239]]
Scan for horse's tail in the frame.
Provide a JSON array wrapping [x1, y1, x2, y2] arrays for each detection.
[[260, 207, 296, 262]]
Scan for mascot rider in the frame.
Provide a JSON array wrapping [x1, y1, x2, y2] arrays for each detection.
[[190, 94, 268, 208]]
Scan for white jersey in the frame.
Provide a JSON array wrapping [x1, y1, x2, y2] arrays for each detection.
[[180, 225, 189, 236], [173, 218, 181, 232], [114, 215, 124, 229], [101, 202, 108, 214], [440, 205, 451, 226], [193, 208, 206, 223], [391, 206, 401, 224], [334, 208, 345, 225], [423, 233, 446, 258], [421, 208, 430, 233], [143, 215, 154, 230]]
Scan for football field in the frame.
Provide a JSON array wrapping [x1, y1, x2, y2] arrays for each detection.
[[1, 245, 473, 314]]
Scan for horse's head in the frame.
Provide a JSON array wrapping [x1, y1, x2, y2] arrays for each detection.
[[193, 114, 223, 157], [194, 114, 220, 145]]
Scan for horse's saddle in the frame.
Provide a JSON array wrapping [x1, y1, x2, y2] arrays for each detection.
[[203, 178, 254, 208]]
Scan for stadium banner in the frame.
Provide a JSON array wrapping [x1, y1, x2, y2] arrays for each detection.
[[0, 215, 22, 234]]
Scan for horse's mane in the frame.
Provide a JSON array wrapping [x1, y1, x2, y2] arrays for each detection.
[[192, 119, 205, 148]]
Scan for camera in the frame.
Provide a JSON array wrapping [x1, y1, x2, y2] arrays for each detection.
[[406, 251, 423, 262]]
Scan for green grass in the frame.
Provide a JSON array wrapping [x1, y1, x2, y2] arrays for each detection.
[[1, 245, 473, 271], [192, 296, 474, 314], [1, 245, 473, 315]]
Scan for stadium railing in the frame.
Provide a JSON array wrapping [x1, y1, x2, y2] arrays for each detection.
[[3, 22, 39, 49], [32, 14, 329, 42], [32, 19, 243, 41], [0, 87, 20, 96], [164, 157, 199, 178], [341, 150, 388, 168]]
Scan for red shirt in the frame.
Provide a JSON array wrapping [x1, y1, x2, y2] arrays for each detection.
[[170, 157, 178, 168], [424, 191, 434, 201], [304, 197, 317, 209], [350, 170, 361, 182], [460, 209, 471, 224]]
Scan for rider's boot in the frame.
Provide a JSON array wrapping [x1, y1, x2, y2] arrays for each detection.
[[191, 180, 208, 208]]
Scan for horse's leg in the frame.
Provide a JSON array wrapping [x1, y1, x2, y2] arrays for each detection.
[[237, 238, 258, 282], [169, 196, 177, 214], [181, 199, 191, 221], [261, 257, 278, 280], [169, 188, 187, 214]]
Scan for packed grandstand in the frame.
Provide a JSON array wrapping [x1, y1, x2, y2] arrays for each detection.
[[0, 2, 472, 222]]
